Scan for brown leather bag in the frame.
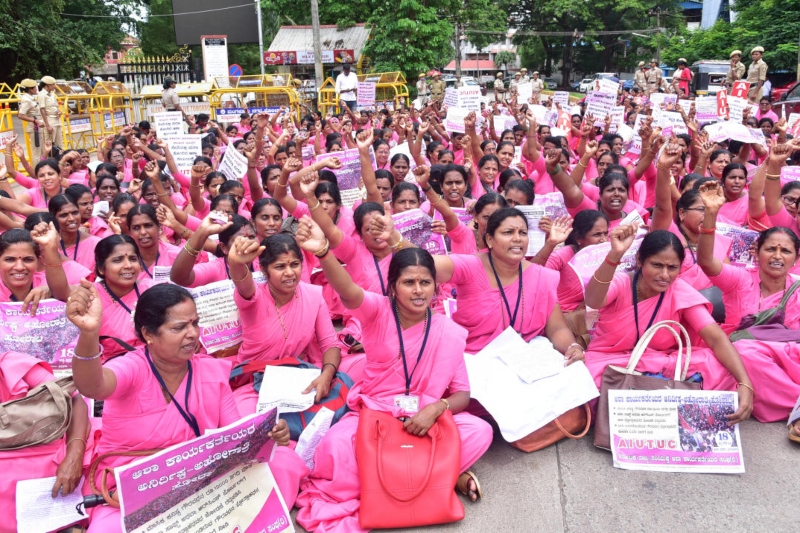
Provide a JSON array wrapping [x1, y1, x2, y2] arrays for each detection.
[[88, 449, 162, 508], [510, 404, 591, 453], [0, 377, 76, 450], [594, 320, 701, 450]]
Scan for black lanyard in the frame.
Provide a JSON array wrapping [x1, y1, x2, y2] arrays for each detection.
[[42, 186, 63, 205], [632, 271, 665, 343], [678, 225, 696, 264], [488, 252, 523, 330], [138, 251, 160, 279], [102, 281, 140, 315], [144, 348, 201, 437], [373, 255, 387, 296], [392, 301, 431, 396], [224, 258, 253, 280], [60, 232, 81, 261], [9, 284, 33, 302]]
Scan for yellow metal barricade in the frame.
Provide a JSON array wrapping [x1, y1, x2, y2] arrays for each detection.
[[91, 81, 133, 138], [209, 75, 303, 123], [55, 81, 98, 153], [318, 72, 409, 116], [0, 85, 31, 175], [137, 82, 214, 123]]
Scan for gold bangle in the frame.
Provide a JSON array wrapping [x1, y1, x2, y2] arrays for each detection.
[[592, 272, 612, 285], [310, 200, 322, 211], [180, 227, 191, 240], [657, 163, 672, 172], [42, 260, 62, 268], [183, 242, 200, 257], [190, 184, 202, 189], [577, 160, 587, 168], [765, 173, 781, 181], [439, 398, 450, 410], [231, 269, 251, 282], [738, 382, 756, 397], [390, 236, 403, 251], [314, 238, 331, 258], [66, 437, 86, 447], [157, 191, 170, 197], [276, 180, 288, 188]]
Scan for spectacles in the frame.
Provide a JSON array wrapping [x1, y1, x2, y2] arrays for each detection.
[[782, 195, 800, 205], [683, 207, 706, 213]]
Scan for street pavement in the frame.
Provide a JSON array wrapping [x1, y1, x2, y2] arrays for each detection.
[[294, 419, 797, 532]]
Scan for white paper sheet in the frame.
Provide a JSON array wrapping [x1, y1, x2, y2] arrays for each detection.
[[489, 328, 567, 383], [91, 200, 109, 218], [16, 477, 85, 533], [465, 335, 599, 441], [295, 407, 334, 471], [256, 366, 320, 414]]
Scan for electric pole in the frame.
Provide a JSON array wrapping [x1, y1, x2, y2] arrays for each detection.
[[648, 8, 669, 64], [455, 24, 462, 79], [311, 0, 324, 89]]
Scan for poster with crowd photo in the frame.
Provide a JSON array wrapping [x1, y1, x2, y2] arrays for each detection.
[[393, 209, 447, 256], [717, 222, 759, 268], [0, 300, 79, 378], [568, 237, 643, 291], [315, 147, 374, 207], [433, 208, 475, 253], [189, 280, 242, 353], [114, 411, 294, 533], [609, 389, 745, 474]]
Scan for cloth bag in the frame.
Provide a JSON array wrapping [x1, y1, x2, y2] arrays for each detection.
[[0, 376, 76, 450], [594, 320, 701, 450], [356, 408, 464, 529], [729, 280, 800, 342], [511, 404, 591, 453], [230, 356, 353, 440]]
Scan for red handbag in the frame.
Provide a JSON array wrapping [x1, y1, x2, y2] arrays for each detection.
[[356, 408, 464, 529]]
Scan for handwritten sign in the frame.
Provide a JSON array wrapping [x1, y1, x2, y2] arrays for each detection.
[[357, 82, 376, 107], [218, 141, 248, 181], [166, 135, 202, 175], [153, 112, 184, 141]]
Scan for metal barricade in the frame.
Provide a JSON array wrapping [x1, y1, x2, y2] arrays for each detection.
[[91, 81, 133, 138], [209, 75, 303, 123], [318, 72, 409, 115], [136, 82, 214, 123], [55, 81, 97, 152]]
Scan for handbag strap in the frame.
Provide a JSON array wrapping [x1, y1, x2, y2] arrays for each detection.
[[375, 418, 438, 503], [778, 280, 800, 311], [627, 320, 692, 381], [553, 404, 591, 440], [0, 379, 72, 429]]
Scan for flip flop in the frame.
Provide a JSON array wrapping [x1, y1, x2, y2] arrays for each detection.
[[457, 470, 483, 502], [789, 423, 800, 444]]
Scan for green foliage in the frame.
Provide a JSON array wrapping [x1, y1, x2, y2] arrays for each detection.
[[0, 0, 140, 82], [494, 50, 516, 70], [661, 0, 799, 71]]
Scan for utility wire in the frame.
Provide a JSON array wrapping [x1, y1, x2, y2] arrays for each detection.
[[59, 4, 253, 18]]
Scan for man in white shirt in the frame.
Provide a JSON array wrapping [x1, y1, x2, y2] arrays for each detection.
[[335, 63, 359, 111]]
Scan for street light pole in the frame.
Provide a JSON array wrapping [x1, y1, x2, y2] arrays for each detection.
[[256, 0, 265, 75], [311, 0, 324, 88]]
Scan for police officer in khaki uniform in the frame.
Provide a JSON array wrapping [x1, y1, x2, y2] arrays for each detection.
[[519, 67, 530, 83], [17, 79, 44, 162], [645, 59, 666, 94], [429, 72, 446, 104], [634, 61, 647, 91], [724, 50, 746, 91], [37, 75, 61, 149], [746, 46, 768, 103], [530, 71, 545, 97], [416, 73, 430, 106], [494, 72, 506, 103], [161, 78, 187, 120]]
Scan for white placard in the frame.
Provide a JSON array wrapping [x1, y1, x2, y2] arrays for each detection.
[[218, 140, 248, 180], [201, 35, 229, 84], [357, 82, 376, 107], [256, 366, 320, 414], [444, 107, 469, 133], [147, 102, 211, 117], [516, 82, 532, 102], [153, 111, 184, 141], [443, 87, 459, 107], [552, 91, 570, 107], [592, 77, 619, 95], [585, 92, 617, 126], [166, 134, 202, 174], [728, 96, 748, 123], [695, 96, 720, 124], [457, 86, 482, 111]]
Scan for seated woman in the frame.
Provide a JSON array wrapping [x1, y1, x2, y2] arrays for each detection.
[[124, 204, 182, 281], [0, 350, 89, 533], [92, 235, 155, 359], [583, 225, 753, 422], [696, 179, 800, 423], [427, 208, 583, 362], [226, 233, 341, 413], [0, 225, 70, 310], [48, 194, 101, 272], [650, 143, 732, 290], [65, 282, 307, 532], [294, 233, 493, 532], [23, 213, 92, 284]]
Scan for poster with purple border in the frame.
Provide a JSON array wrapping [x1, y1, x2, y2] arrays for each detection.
[[189, 280, 242, 353], [609, 389, 744, 474], [0, 299, 78, 378], [393, 208, 447, 255], [115, 411, 295, 533], [567, 238, 642, 290], [315, 147, 374, 193]]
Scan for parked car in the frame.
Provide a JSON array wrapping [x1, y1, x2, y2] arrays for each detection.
[[622, 79, 635, 91], [776, 80, 800, 116], [570, 80, 582, 91], [772, 80, 799, 102], [689, 60, 729, 96], [543, 78, 558, 90], [578, 78, 594, 93]]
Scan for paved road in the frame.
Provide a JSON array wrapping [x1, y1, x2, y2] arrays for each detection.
[[294, 419, 797, 532]]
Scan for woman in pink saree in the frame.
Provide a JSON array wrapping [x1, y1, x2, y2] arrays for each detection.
[[584, 225, 754, 424], [227, 232, 341, 414], [0, 351, 89, 533], [696, 179, 800, 424], [66, 282, 307, 532], [293, 223, 492, 532]]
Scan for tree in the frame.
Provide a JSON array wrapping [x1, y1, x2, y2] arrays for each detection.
[[0, 0, 142, 83], [494, 50, 516, 74]]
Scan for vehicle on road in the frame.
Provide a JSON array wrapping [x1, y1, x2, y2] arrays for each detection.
[[772, 80, 798, 103], [775, 80, 800, 116], [578, 78, 593, 93], [543, 78, 558, 90], [690, 60, 729, 96]]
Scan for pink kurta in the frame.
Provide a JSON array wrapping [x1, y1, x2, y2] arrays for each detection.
[[667, 221, 732, 291], [585, 275, 736, 392], [85, 348, 309, 532], [95, 279, 155, 360], [136, 241, 182, 281], [0, 352, 75, 533], [295, 292, 492, 533], [718, 195, 749, 226], [61, 233, 101, 272], [545, 245, 584, 312], [449, 254, 559, 353], [232, 282, 338, 413]]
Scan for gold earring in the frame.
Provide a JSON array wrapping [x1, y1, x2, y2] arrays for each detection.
[[147, 340, 152, 345]]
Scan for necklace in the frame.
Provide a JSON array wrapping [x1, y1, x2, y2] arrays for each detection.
[[272, 289, 298, 339]]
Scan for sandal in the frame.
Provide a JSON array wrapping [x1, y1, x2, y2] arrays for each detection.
[[789, 422, 800, 444], [456, 470, 483, 502]]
